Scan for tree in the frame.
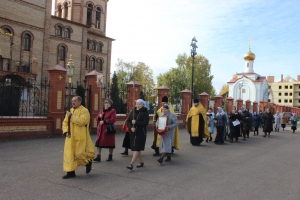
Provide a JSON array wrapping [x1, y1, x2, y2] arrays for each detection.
[[157, 53, 214, 103], [219, 84, 229, 95], [110, 71, 121, 113]]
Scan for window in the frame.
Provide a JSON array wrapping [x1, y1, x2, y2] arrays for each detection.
[[278, 99, 281, 103], [96, 7, 101, 29], [285, 93, 288, 96], [85, 56, 89, 68], [98, 43, 102, 52], [98, 59, 102, 71], [289, 99, 292, 103], [290, 85, 293, 89], [285, 86, 288, 89], [290, 93, 293, 96], [242, 89, 246, 93], [3, 28, 11, 33], [284, 99, 288, 103], [91, 42, 95, 50], [59, 46, 65, 60], [64, 3, 68, 19], [247, 63, 249, 68], [24, 34, 31, 50], [65, 28, 70, 38], [279, 86, 282, 89], [86, 4, 93, 26], [279, 92, 282, 96], [87, 40, 90, 50], [56, 26, 62, 36], [90, 58, 95, 70]]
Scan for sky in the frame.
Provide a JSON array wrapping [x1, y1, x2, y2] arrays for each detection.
[[52, 0, 300, 93]]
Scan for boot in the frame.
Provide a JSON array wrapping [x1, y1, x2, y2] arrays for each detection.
[[121, 148, 128, 155], [253, 131, 256, 136], [106, 154, 113, 162], [157, 157, 163, 164], [62, 171, 76, 179], [206, 138, 209, 143], [165, 155, 171, 162], [268, 132, 270, 137], [86, 161, 92, 174], [257, 131, 259, 136], [93, 154, 101, 162], [209, 137, 212, 141]]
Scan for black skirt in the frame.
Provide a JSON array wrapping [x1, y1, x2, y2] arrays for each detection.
[[130, 132, 147, 151], [122, 132, 131, 149]]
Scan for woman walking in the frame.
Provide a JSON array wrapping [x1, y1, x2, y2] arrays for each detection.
[[281, 114, 288, 131], [261, 108, 274, 137], [273, 111, 281, 132], [125, 99, 149, 170], [229, 108, 242, 142], [206, 108, 214, 142], [214, 107, 228, 145], [290, 113, 298, 133], [240, 106, 252, 140], [252, 111, 261, 136], [94, 99, 117, 162]]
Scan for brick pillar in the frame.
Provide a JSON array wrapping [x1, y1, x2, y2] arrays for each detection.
[[47, 65, 67, 135], [245, 99, 251, 111], [253, 101, 258, 113], [259, 100, 264, 112], [199, 92, 209, 110], [278, 105, 283, 112], [181, 89, 192, 114], [226, 96, 234, 114], [157, 85, 170, 108], [237, 98, 244, 111], [269, 103, 275, 114], [126, 80, 141, 115], [85, 70, 101, 132], [214, 95, 223, 114]]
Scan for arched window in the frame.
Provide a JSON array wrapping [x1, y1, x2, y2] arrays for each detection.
[[97, 43, 102, 52], [60, 46, 65, 60], [56, 26, 62, 36], [242, 88, 246, 93], [65, 28, 70, 38], [58, 5, 62, 18], [64, 3, 68, 19], [86, 4, 93, 26], [87, 40, 90, 50], [98, 59, 102, 71], [91, 42, 95, 50], [90, 57, 95, 70], [24, 34, 31, 51], [96, 7, 101, 29], [85, 56, 89, 68], [3, 28, 11, 33]]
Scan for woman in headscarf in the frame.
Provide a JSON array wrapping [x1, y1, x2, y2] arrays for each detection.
[[290, 113, 298, 133], [229, 107, 242, 142], [261, 108, 274, 137], [214, 107, 228, 144], [206, 108, 214, 142], [281, 114, 288, 131], [240, 106, 252, 140], [252, 111, 261, 136], [125, 99, 149, 170], [94, 99, 117, 162]]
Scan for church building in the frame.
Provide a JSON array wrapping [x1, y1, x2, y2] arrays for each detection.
[[227, 46, 269, 103]]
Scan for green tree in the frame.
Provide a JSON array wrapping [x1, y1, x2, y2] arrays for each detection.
[[219, 84, 229, 95], [110, 71, 121, 113]]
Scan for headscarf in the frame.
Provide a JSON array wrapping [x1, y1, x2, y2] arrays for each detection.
[[104, 98, 113, 106], [241, 106, 247, 111], [136, 99, 145, 107], [217, 107, 225, 115], [163, 104, 169, 109]]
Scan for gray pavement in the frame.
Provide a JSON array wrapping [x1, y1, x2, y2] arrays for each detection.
[[1, 125, 300, 200]]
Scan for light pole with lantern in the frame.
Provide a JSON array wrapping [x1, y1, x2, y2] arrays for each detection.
[[66, 54, 75, 109], [190, 36, 198, 106]]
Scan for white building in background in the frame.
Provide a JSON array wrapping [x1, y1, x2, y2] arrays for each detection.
[[227, 47, 269, 102]]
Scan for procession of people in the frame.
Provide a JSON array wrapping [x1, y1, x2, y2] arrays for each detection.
[[61, 95, 299, 179]]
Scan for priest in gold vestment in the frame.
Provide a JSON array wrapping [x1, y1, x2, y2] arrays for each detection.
[[185, 99, 210, 146], [62, 96, 95, 179]]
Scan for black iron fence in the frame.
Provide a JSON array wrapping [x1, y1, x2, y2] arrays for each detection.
[[64, 81, 90, 112], [0, 75, 49, 117]]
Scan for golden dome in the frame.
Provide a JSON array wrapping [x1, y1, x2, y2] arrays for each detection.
[[243, 47, 255, 61]]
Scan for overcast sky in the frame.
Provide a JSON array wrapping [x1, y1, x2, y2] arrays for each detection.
[[53, 0, 300, 93]]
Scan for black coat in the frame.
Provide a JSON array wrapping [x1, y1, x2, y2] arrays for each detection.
[[262, 112, 274, 133], [126, 107, 149, 151], [241, 110, 252, 130], [252, 114, 261, 128], [229, 112, 242, 137]]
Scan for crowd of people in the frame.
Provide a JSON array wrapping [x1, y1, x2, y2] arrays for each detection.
[[60, 95, 299, 179]]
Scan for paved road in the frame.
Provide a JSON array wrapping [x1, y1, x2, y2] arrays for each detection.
[[1, 125, 300, 200]]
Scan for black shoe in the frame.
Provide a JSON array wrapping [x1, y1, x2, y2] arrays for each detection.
[[126, 164, 133, 170], [206, 138, 209, 143], [136, 162, 144, 168], [106, 154, 113, 162], [86, 161, 92, 174], [209, 137, 212, 141], [235, 138, 238, 142], [153, 152, 160, 157], [165, 156, 171, 162], [93, 154, 101, 162], [121, 150, 128, 155], [157, 157, 163, 164], [243, 138, 246, 141], [230, 140, 233, 143], [62, 171, 76, 179]]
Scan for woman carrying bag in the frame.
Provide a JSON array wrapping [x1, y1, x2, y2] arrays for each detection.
[[94, 99, 117, 162]]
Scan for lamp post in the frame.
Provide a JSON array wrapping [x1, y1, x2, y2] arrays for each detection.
[[190, 36, 198, 106], [239, 78, 244, 99], [66, 54, 75, 109]]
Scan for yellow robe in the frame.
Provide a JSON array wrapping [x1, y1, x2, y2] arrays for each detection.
[[185, 104, 210, 138], [154, 103, 180, 150], [62, 105, 95, 172]]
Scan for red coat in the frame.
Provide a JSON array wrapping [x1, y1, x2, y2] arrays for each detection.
[[95, 108, 117, 148]]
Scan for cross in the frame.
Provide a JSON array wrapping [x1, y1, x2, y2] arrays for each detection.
[[247, 38, 252, 48], [58, 75, 63, 80]]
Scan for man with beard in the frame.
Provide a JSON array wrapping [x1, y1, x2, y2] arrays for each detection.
[[185, 99, 210, 146]]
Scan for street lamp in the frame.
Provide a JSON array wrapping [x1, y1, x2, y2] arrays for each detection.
[[66, 54, 75, 109], [190, 36, 197, 106]]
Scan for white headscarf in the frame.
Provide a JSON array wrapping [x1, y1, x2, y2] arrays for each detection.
[[136, 99, 145, 107], [217, 107, 225, 115]]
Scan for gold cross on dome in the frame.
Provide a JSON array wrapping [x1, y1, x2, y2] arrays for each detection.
[[248, 38, 252, 48], [58, 75, 63, 80]]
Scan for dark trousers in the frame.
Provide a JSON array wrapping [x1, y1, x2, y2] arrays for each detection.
[[215, 126, 224, 143]]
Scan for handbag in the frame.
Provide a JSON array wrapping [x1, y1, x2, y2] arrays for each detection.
[[106, 124, 116, 134], [121, 122, 130, 132]]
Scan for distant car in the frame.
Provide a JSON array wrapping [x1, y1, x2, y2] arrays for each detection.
[[281, 112, 293, 124]]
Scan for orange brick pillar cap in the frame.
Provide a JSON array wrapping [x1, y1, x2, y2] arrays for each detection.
[[85, 70, 101, 77], [48, 64, 67, 72]]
